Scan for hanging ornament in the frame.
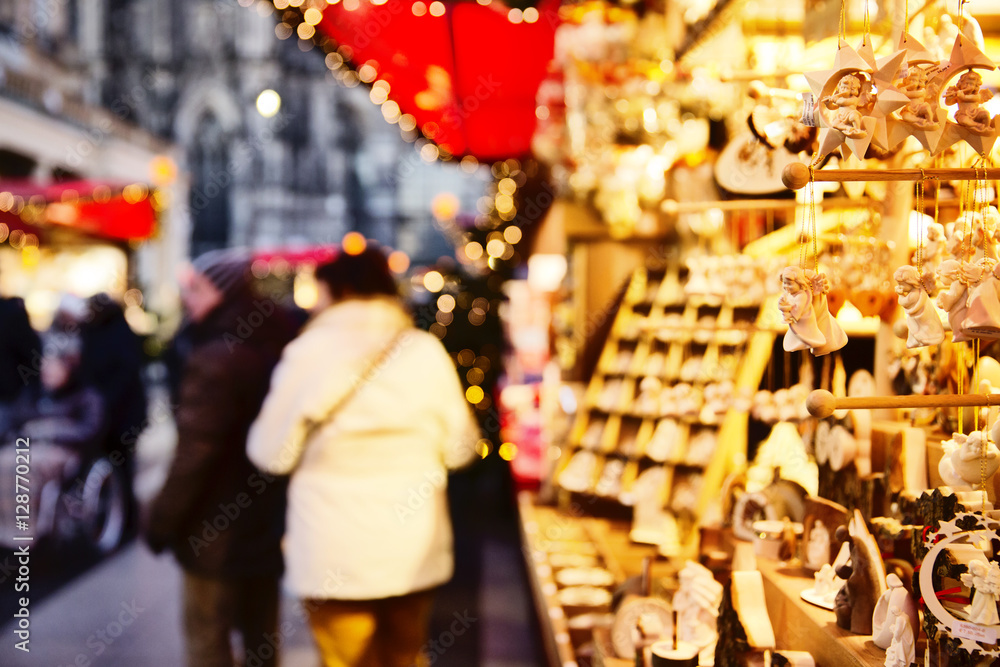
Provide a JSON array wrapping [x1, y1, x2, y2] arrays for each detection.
[[895, 177, 946, 348], [888, 34, 948, 152], [932, 35, 999, 156]]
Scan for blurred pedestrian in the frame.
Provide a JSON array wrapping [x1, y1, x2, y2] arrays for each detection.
[[0, 333, 105, 545], [247, 246, 479, 667], [80, 293, 148, 532], [0, 292, 40, 404], [144, 249, 292, 667]]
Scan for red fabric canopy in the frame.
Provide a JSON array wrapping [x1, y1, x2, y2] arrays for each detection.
[[312, 0, 559, 161], [0, 180, 157, 242]]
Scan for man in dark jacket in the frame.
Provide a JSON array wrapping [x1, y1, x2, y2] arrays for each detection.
[[144, 250, 291, 667], [0, 295, 40, 403]]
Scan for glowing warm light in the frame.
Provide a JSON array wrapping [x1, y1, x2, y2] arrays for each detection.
[[535, 106, 550, 120], [381, 100, 401, 123], [342, 231, 367, 255], [297, 22, 315, 39], [475, 439, 491, 458], [420, 143, 440, 162], [495, 194, 514, 215], [457, 350, 475, 366], [150, 155, 177, 185], [358, 64, 377, 83], [303, 7, 323, 24], [294, 271, 319, 310], [466, 386, 485, 404], [523, 7, 539, 22], [437, 294, 456, 312], [429, 1, 445, 16], [436, 311, 454, 326], [399, 114, 417, 131], [507, 8, 523, 23], [431, 192, 460, 220], [528, 254, 568, 292], [412, 1, 427, 16], [498, 442, 518, 460], [256, 89, 282, 118], [387, 250, 410, 274], [486, 239, 506, 258], [466, 367, 485, 385], [503, 226, 522, 244], [343, 0, 359, 9], [498, 178, 516, 196], [325, 53, 344, 70], [464, 242, 484, 261], [460, 156, 479, 173], [423, 270, 445, 292]]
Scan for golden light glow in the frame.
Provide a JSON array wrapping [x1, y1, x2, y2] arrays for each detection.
[[342, 231, 367, 255], [412, 1, 427, 16], [303, 7, 323, 24], [466, 367, 485, 385], [437, 294, 456, 312], [343, 0, 359, 10], [358, 64, 377, 83], [503, 226, 522, 244], [387, 250, 410, 274], [486, 239, 506, 258], [150, 155, 177, 185], [498, 178, 516, 196], [420, 143, 440, 162], [274, 0, 290, 8], [431, 192, 460, 220], [535, 105, 549, 120], [466, 386, 485, 404], [429, 1, 446, 16], [458, 349, 476, 366], [423, 270, 445, 292], [475, 439, 491, 458], [507, 8, 523, 23], [464, 242, 484, 261], [495, 193, 513, 214], [296, 22, 315, 40], [399, 114, 417, 131], [21, 245, 40, 268], [256, 89, 282, 118], [498, 442, 518, 460], [460, 156, 479, 173], [523, 7, 539, 22], [293, 271, 319, 310], [370, 87, 388, 104], [325, 52, 344, 69], [436, 311, 454, 326], [381, 100, 401, 123]]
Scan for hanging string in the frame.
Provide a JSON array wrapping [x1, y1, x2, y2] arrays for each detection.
[[916, 171, 926, 289], [811, 168, 819, 273], [839, 0, 847, 45], [903, 0, 909, 40], [862, 0, 871, 46]]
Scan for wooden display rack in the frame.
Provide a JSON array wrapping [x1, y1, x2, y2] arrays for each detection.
[[553, 261, 776, 558]]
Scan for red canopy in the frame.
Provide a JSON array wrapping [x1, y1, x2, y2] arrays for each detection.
[[307, 0, 559, 161], [0, 180, 157, 242]]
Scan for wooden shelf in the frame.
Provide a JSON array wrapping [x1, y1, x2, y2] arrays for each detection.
[[756, 557, 909, 667]]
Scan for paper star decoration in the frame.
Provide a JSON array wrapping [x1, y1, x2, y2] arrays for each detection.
[[933, 35, 999, 156]]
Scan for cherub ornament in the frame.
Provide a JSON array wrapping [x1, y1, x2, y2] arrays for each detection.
[[778, 266, 826, 352], [937, 259, 973, 342], [963, 261, 1000, 338], [806, 42, 907, 159], [811, 272, 848, 356], [933, 35, 999, 156], [894, 265, 945, 347], [937, 429, 1000, 489], [960, 558, 1000, 626], [673, 561, 724, 651]]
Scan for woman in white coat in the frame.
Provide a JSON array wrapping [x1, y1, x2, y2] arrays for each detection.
[[247, 246, 479, 667]]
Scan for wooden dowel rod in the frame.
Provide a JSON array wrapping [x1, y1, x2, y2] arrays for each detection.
[[783, 162, 1000, 191], [660, 196, 872, 215], [806, 389, 1000, 419]]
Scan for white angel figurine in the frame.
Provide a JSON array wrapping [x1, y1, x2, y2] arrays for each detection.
[[960, 559, 1000, 626], [673, 561, 724, 649], [964, 261, 1000, 338], [805, 520, 830, 570], [937, 259, 972, 342], [811, 272, 848, 356], [884, 611, 915, 667], [778, 266, 826, 352], [939, 430, 1000, 489], [894, 265, 945, 348]]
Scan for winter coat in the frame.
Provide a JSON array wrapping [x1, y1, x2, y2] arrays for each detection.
[[0, 297, 40, 403], [247, 297, 479, 601], [146, 294, 292, 577]]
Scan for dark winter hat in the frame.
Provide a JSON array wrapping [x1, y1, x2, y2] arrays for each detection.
[[191, 248, 252, 298]]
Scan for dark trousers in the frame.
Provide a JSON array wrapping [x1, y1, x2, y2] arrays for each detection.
[[183, 571, 281, 667]]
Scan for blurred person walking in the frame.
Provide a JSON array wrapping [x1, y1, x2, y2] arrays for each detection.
[[80, 293, 148, 532], [144, 249, 292, 667], [247, 246, 479, 667]]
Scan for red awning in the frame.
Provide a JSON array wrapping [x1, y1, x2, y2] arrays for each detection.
[[0, 180, 158, 243], [302, 0, 559, 161]]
